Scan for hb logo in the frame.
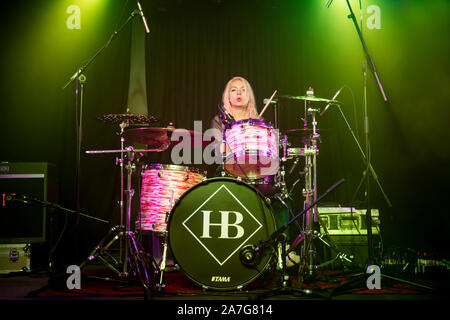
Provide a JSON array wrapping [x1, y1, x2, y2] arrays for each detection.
[[200, 210, 245, 239]]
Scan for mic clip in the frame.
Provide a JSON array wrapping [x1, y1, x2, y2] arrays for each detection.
[[240, 244, 261, 267]]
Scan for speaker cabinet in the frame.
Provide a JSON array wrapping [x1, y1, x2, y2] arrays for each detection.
[[0, 162, 57, 243]]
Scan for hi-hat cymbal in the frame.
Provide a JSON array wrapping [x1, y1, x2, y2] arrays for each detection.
[[278, 94, 341, 104], [98, 113, 159, 125], [123, 127, 214, 148]]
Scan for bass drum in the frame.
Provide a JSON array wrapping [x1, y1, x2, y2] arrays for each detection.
[[168, 177, 276, 290]]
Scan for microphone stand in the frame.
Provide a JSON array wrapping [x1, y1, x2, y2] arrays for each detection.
[[342, 0, 388, 265], [335, 104, 391, 207], [60, 8, 153, 297], [248, 178, 345, 298], [62, 8, 144, 235]]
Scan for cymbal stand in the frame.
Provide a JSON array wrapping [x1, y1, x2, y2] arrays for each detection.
[[81, 124, 169, 288], [289, 88, 322, 281], [152, 189, 176, 291], [278, 134, 289, 197], [80, 146, 151, 289]]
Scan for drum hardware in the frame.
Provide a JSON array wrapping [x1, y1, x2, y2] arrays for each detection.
[[154, 189, 175, 290], [278, 88, 329, 280], [80, 146, 152, 291], [249, 178, 345, 298], [80, 116, 171, 289]]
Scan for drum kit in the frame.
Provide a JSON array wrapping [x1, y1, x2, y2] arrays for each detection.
[[82, 88, 344, 292]]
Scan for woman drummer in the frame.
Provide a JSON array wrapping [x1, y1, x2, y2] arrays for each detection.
[[211, 76, 300, 268], [211, 76, 258, 131]]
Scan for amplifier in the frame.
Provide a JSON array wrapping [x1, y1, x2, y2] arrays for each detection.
[[0, 243, 31, 274], [317, 207, 380, 236], [0, 162, 57, 243]]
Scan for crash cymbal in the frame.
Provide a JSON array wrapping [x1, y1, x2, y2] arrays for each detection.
[[98, 113, 159, 125], [123, 127, 214, 148], [278, 94, 341, 104]]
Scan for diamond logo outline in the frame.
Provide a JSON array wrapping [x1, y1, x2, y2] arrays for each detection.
[[182, 184, 263, 266]]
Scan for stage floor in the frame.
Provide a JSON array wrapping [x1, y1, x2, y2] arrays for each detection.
[[0, 263, 446, 301]]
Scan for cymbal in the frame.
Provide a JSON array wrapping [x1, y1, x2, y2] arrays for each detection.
[[123, 127, 214, 148], [278, 94, 341, 104], [98, 113, 159, 125]]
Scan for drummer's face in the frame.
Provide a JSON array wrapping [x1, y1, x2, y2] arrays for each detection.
[[229, 79, 249, 108]]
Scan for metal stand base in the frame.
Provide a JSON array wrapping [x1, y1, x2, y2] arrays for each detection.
[[79, 225, 152, 289]]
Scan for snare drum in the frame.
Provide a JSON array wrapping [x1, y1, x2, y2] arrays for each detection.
[[138, 164, 206, 233], [224, 119, 279, 180]]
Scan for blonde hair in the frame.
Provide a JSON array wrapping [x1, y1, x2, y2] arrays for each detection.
[[222, 76, 258, 119]]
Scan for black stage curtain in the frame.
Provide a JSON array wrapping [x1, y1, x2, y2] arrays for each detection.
[[0, 0, 449, 264]]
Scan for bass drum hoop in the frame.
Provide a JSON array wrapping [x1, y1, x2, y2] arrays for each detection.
[[167, 177, 276, 291]]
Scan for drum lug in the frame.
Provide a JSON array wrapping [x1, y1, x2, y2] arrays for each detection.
[[265, 197, 271, 205], [158, 171, 164, 178], [184, 173, 189, 181]]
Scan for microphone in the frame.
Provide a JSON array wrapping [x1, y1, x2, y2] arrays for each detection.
[[224, 110, 235, 123], [218, 103, 235, 125], [320, 86, 344, 116], [137, 1, 150, 34]]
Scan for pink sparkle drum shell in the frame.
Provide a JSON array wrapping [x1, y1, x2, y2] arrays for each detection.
[[137, 164, 206, 233], [224, 119, 279, 180]]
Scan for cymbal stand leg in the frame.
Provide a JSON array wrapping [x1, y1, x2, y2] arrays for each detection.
[[302, 149, 315, 277], [156, 232, 169, 291], [126, 231, 151, 289], [276, 134, 288, 196], [155, 190, 175, 291], [297, 103, 321, 281], [118, 121, 128, 265]]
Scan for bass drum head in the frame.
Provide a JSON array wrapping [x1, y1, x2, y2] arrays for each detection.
[[168, 177, 276, 290]]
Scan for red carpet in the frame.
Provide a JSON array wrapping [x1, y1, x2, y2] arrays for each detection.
[[31, 267, 426, 299]]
